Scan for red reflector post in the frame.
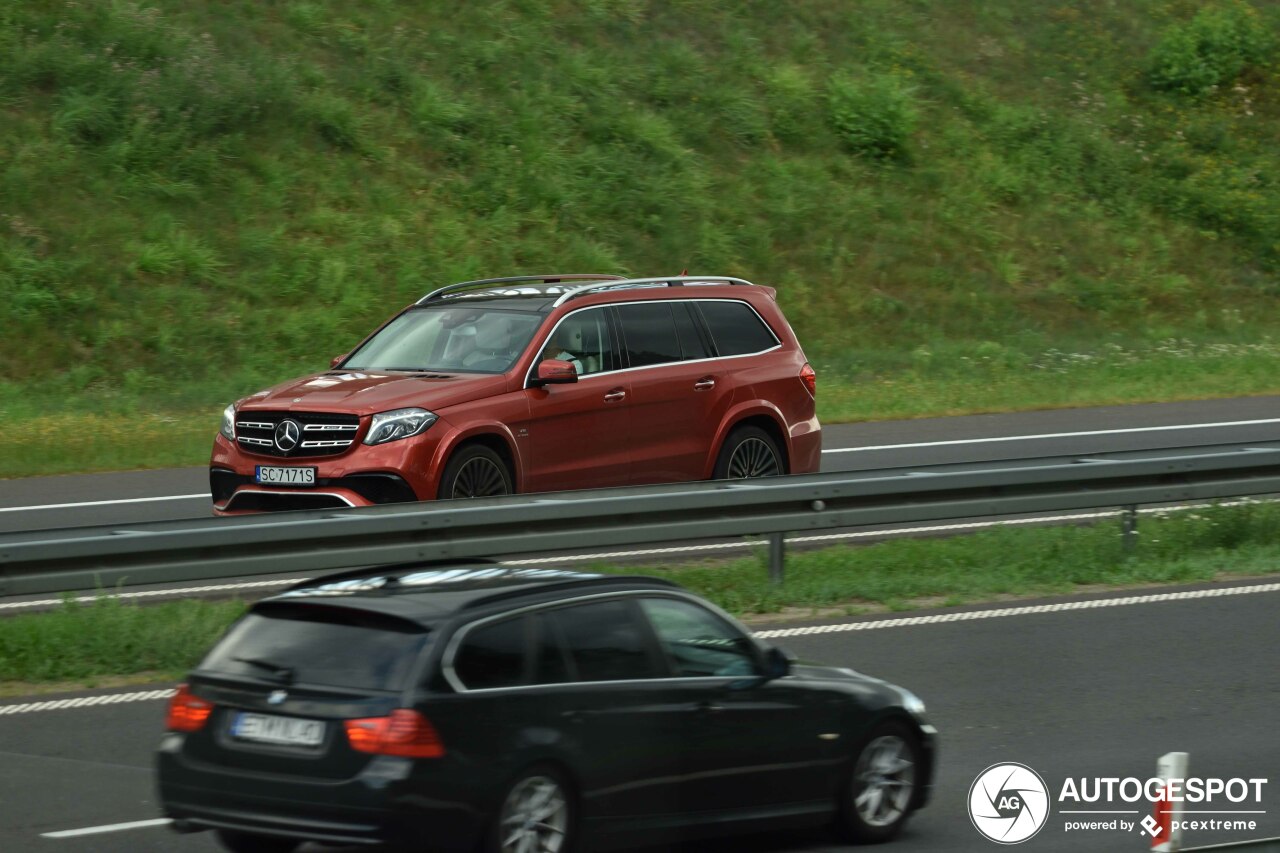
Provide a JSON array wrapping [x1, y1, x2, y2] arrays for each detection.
[[345, 709, 445, 758], [166, 684, 213, 732], [800, 363, 816, 398]]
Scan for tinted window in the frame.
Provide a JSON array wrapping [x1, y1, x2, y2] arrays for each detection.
[[199, 605, 429, 692], [533, 613, 573, 685], [618, 303, 682, 368], [454, 616, 528, 690], [540, 307, 615, 376], [640, 598, 758, 678], [673, 302, 711, 360], [546, 600, 658, 682], [697, 301, 779, 357]]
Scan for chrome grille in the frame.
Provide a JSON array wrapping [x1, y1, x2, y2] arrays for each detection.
[[234, 412, 361, 458]]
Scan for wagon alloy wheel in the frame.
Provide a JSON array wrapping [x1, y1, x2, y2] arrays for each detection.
[[837, 721, 922, 844], [853, 734, 915, 828], [497, 774, 569, 853], [437, 445, 513, 500], [726, 436, 781, 478]]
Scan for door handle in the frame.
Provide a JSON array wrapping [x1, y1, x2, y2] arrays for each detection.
[[693, 377, 716, 391], [603, 389, 626, 403], [697, 701, 724, 715]]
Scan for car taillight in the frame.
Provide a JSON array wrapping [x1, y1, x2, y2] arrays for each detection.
[[166, 683, 213, 732], [345, 709, 445, 758], [800, 363, 816, 398]]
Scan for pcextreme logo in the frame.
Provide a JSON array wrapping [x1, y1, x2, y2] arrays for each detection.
[[969, 763, 1052, 844]]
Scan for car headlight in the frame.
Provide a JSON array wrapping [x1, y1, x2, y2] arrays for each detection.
[[220, 404, 236, 441], [364, 408, 438, 445]]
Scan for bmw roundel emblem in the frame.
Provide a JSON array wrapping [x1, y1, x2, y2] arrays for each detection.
[[267, 689, 288, 705], [274, 419, 301, 452]]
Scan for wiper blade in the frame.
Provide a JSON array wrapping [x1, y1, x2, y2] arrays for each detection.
[[233, 656, 295, 683]]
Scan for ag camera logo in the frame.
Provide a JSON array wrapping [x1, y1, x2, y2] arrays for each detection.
[[969, 763, 1051, 844]]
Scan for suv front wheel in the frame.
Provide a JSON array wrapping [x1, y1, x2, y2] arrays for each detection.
[[713, 425, 783, 480], [437, 445, 514, 500]]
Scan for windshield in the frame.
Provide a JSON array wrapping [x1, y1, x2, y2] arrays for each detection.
[[343, 306, 543, 374], [199, 605, 431, 692]]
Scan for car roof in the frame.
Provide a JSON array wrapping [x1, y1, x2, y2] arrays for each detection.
[[258, 561, 682, 626]]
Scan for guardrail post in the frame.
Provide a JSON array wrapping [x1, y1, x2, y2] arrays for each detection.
[[768, 533, 786, 585], [1122, 505, 1139, 552]]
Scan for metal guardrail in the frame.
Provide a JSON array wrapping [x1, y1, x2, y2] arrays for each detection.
[[3, 442, 1280, 597]]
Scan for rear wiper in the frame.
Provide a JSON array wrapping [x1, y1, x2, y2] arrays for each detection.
[[233, 656, 295, 683]]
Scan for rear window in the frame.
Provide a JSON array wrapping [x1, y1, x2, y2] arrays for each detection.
[[199, 605, 430, 692], [697, 300, 779, 356]]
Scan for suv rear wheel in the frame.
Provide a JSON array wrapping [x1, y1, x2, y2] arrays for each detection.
[[437, 445, 513, 500], [713, 425, 783, 479]]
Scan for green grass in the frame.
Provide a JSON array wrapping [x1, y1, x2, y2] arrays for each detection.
[[2, 1, 1280, 477], [3, 501, 1276, 690]]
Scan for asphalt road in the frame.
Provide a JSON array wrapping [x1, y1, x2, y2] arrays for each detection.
[[3, 395, 1279, 534], [3, 580, 1276, 852]]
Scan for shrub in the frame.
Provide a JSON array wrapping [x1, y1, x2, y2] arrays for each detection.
[[1148, 2, 1272, 96], [827, 71, 918, 160]]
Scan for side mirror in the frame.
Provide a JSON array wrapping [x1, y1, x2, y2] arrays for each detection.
[[763, 646, 793, 680], [530, 359, 578, 387], [330, 355, 345, 369]]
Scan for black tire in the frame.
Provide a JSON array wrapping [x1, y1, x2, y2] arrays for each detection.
[[436, 444, 513, 500], [713, 425, 784, 480], [214, 829, 299, 853], [836, 721, 922, 844], [484, 764, 576, 853]]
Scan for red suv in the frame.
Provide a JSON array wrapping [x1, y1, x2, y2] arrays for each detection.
[[211, 275, 821, 512]]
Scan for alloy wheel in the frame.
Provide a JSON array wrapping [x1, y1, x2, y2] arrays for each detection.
[[450, 457, 510, 498], [498, 775, 568, 853], [726, 437, 780, 478], [852, 734, 916, 828]]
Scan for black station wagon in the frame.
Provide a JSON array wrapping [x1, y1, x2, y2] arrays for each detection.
[[157, 564, 936, 852]]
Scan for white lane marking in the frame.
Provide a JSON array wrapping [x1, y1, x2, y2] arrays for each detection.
[[0, 579, 301, 611], [41, 818, 172, 838], [822, 417, 1280, 453], [753, 582, 1280, 639], [0, 494, 207, 513], [4, 581, 1278, 719], [0, 689, 175, 716]]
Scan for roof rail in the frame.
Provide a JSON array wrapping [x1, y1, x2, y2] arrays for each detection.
[[551, 275, 756, 307], [416, 274, 627, 305]]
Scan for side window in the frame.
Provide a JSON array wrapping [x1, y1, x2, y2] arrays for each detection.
[[545, 600, 659, 682], [696, 301, 779, 357], [533, 612, 573, 685], [672, 302, 711, 360], [453, 615, 528, 690], [617, 303, 682, 368], [542, 307, 615, 375], [639, 598, 759, 678]]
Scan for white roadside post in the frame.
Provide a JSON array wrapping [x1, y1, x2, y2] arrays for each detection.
[[1150, 752, 1189, 852]]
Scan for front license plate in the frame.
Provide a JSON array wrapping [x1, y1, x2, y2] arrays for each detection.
[[255, 465, 316, 485], [232, 712, 325, 747]]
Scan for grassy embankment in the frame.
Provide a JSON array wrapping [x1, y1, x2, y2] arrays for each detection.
[[2, 1, 1280, 477], [3, 500, 1277, 692]]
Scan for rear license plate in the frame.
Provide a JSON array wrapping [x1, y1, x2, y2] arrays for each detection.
[[255, 466, 316, 485], [232, 712, 325, 747]]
